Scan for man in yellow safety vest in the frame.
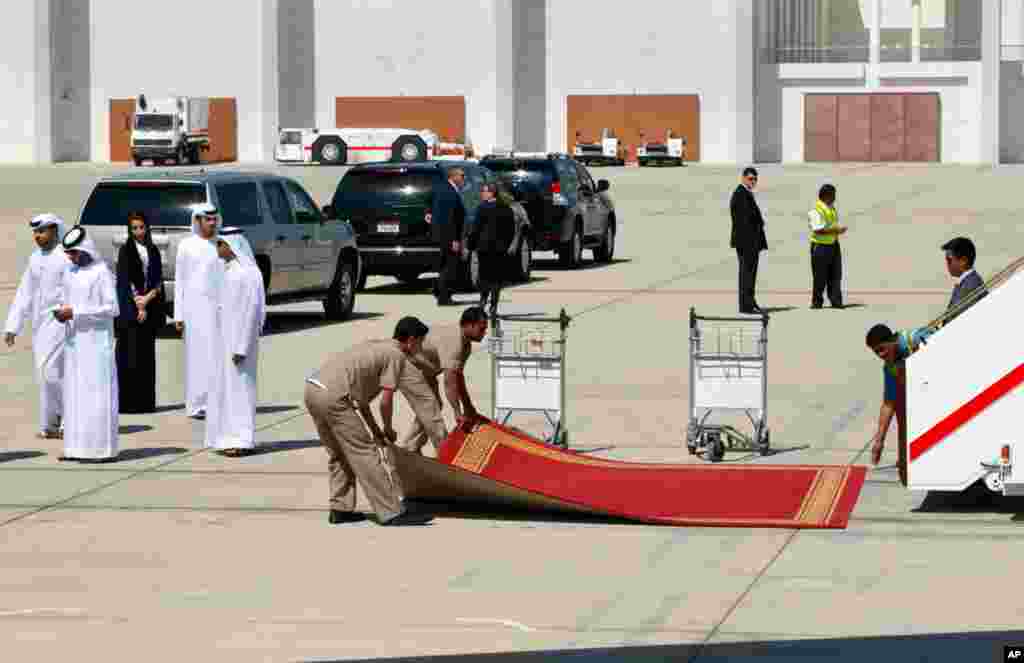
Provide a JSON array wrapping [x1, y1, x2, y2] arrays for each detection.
[[807, 184, 847, 309]]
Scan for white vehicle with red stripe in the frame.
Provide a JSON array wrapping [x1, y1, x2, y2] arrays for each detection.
[[275, 127, 467, 165], [905, 262, 1024, 496]]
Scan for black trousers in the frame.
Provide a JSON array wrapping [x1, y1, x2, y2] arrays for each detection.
[[434, 248, 461, 303], [477, 252, 506, 312], [736, 249, 760, 311], [810, 242, 843, 307], [116, 323, 157, 414]]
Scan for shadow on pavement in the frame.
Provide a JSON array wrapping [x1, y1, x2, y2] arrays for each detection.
[[303, 630, 1024, 662], [362, 275, 550, 296], [115, 446, 189, 462], [0, 451, 47, 464], [530, 257, 632, 272], [118, 425, 153, 435], [256, 405, 301, 415], [915, 483, 1024, 515], [263, 311, 384, 335], [238, 439, 322, 456]]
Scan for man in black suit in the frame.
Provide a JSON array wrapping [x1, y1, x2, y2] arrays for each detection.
[[942, 236, 985, 321], [729, 166, 768, 314], [431, 167, 467, 305]]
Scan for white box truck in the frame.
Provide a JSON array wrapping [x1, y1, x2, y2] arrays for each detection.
[[131, 94, 210, 166]]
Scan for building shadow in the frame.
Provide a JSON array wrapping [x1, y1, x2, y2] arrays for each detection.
[[298, 630, 1024, 662], [118, 424, 154, 435], [0, 451, 47, 464], [115, 447, 189, 462], [262, 311, 383, 335]]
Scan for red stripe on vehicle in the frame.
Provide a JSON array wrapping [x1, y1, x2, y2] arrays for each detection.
[[909, 362, 1024, 463]]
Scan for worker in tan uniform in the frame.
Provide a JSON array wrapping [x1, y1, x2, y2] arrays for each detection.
[[398, 306, 490, 456], [304, 316, 440, 526]]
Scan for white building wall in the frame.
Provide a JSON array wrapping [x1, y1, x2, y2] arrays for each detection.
[[0, 1, 49, 163], [314, 0, 507, 154], [546, 1, 754, 163], [88, 0, 279, 163]]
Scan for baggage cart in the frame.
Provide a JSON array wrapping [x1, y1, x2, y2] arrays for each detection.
[[487, 309, 572, 447], [685, 308, 771, 462]]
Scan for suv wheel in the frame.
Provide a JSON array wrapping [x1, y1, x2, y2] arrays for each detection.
[[559, 226, 583, 269], [593, 224, 615, 263], [516, 236, 532, 281], [324, 260, 356, 320]]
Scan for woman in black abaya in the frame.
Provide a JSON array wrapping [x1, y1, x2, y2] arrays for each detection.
[[115, 211, 165, 413]]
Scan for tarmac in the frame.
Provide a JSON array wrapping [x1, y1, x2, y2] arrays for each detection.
[[0, 161, 1022, 662]]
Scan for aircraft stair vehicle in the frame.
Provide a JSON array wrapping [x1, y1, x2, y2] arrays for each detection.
[[905, 256, 1024, 496], [637, 129, 686, 167], [573, 128, 625, 166]]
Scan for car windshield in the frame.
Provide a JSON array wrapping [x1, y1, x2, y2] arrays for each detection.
[[79, 182, 208, 227], [135, 114, 174, 131], [279, 131, 302, 145], [485, 161, 553, 197], [334, 171, 435, 209]]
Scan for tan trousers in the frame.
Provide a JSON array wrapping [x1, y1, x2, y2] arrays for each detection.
[[396, 370, 448, 455], [304, 383, 403, 521]]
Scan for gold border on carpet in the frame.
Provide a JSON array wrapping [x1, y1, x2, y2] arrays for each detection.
[[795, 467, 850, 526]]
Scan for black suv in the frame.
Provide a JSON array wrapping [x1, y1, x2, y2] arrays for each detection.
[[324, 160, 507, 290], [479, 153, 616, 268]]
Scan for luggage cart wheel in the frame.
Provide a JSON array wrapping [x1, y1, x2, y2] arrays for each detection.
[[759, 428, 771, 456], [707, 432, 725, 463]]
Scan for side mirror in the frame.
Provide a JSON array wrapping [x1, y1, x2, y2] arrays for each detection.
[[597, 179, 610, 192]]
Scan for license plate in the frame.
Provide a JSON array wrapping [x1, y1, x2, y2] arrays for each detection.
[[377, 222, 400, 233]]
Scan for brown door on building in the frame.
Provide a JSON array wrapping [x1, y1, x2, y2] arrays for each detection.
[[566, 94, 701, 162], [334, 96, 466, 142], [206, 97, 238, 163], [804, 93, 939, 162], [109, 99, 136, 162]]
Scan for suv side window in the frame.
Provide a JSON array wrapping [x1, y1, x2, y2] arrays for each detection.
[[283, 179, 323, 224], [215, 181, 264, 226], [461, 167, 484, 213], [263, 180, 294, 224], [555, 160, 578, 194]]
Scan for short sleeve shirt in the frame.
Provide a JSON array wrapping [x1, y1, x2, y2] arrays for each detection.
[[311, 339, 405, 404], [411, 324, 471, 377]]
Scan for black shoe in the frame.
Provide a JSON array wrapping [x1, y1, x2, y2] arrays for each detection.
[[811, 303, 823, 309], [378, 512, 434, 527], [328, 510, 367, 524]]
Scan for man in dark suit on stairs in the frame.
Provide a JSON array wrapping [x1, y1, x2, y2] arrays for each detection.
[[729, 166, 768, 314], [941, 236, 986, 322]]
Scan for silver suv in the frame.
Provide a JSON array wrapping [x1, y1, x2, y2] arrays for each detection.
[[76, 169, 361, 320]]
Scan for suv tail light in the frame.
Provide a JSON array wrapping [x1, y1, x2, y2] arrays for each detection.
[[550, 181, 561, 194]]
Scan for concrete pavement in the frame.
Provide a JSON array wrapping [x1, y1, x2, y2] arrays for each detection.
[[0, 162, 1022, 661]]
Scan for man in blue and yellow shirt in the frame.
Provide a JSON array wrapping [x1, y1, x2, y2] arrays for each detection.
[[808, 184, 847, 309], [865, 324, 934, 486]]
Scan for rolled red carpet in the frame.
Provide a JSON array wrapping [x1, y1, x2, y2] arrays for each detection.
[[430, 420, 866, 529]]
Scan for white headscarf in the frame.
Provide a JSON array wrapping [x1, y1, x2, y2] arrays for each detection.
[[61, 225, 103, 266], [216, 232, 256, 268], [30, 213, 65, 251], [191, 203, 220, 237]]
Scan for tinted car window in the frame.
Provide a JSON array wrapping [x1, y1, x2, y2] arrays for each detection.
[[263, 180, 293, 224], [80, 182, 207, 227], [334, 171, 436, 211], [555, 160, 578, 192], [484, 160, 554, 201], [283, 179, 322, 223], [215, 181, 263, 226]]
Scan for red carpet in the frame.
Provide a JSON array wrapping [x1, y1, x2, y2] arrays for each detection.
[[400, 420, 866, 529]]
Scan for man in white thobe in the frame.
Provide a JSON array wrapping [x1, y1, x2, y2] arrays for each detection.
[[205, 232, 266, 456], [5, 214, 68, 439], [174, 204, 224, 419], [55, 226, 120, 462]]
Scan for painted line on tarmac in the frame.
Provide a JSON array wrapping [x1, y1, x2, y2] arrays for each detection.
[[455, 617, 537, 632]]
